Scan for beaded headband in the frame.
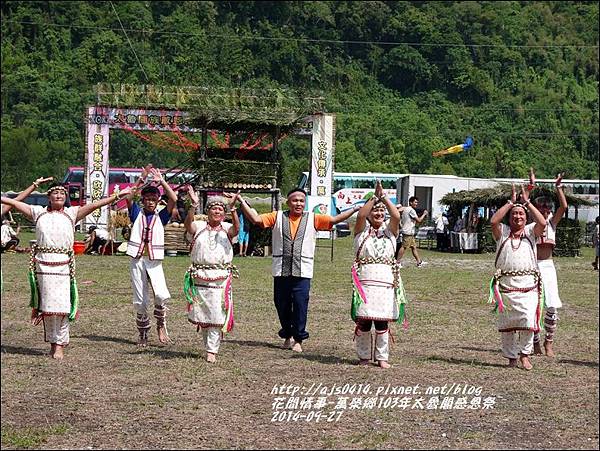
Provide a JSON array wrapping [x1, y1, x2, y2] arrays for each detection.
[[205, 197, 227, 212], [46, 185, 67, 196], [510, 203, 528, 212]]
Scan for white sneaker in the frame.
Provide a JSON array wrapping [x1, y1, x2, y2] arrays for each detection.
[[416, 261, 428, 267]]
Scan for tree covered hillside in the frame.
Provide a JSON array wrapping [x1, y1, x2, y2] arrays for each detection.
[[1, 1, 598, 192]]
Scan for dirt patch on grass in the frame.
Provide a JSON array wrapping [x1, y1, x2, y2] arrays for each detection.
[[1, 246, 598, 449]]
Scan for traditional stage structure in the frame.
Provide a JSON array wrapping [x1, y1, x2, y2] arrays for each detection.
[[84, 83, 335, 229]]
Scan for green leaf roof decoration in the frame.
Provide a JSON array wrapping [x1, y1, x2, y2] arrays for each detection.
[[95, 83, 325, 128], [440, 185, 595, 209]]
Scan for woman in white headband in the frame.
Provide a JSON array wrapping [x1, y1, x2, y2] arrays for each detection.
[[1, 182, 132, 360], [488, 184, 546, 370], [183, 188, 240, 363]]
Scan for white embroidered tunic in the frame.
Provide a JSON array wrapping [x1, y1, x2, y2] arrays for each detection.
[[187, 221, 234, 329], [352, 224, 400, 321], [31, 206, 78, 315], [493, 223, 541, 332]]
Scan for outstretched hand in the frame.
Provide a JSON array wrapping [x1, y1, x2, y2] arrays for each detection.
[[118, 187, 133, 198], [511, 184, 517, 203], [527, 167, 536, 191], [374, 180, 383, 199], [520, 184, 530, 202], [140, 164, 152, 181], [555, 172, 564, 187], [223, 191, 241, 207], [186, 185, 199, 205], [35, 176, 53, 186], [149, 167, 163, 182]]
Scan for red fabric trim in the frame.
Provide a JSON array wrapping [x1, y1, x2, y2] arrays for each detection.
[[498, 327, 538, 332], [356, 315, 396, 322], [147, 214, 156, 260], [187, 319, 224, 328], [34, 258, 71, 266]]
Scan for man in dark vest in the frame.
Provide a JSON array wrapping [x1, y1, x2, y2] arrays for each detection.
[[236, 188, 358, 352]]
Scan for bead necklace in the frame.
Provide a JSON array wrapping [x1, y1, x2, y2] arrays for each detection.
[[206, 223, 222, 251], [510, 230, 524, 251], [370, 226, 388, 255]]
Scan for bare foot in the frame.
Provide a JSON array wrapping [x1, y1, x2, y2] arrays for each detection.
[[157, 325, 171, 344], [533, 341, 543, 355], [378, 360, 391, 369], [206, 352, 216, 363], [137, 337, 148, 347], [52, 344, 64, 360], [508, 358, 518, 368], [544, 341, 555, 358], [291, 342, 303, 353], [519, 355, 533, 371], [49, 343, 56, 358], [358, 359, 370, 366]]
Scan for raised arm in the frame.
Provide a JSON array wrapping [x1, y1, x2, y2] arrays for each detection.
[[237, 194, 263, 226], [124, 165, 151, 209], [354, 181, 392, 235], [382, 197, 400, 237], [14, 177, 53, 203], [76, 187, 132, 222], [151, 168, 177, 212], [225, 191, 240, 240], [551, 173, 568, 228], [1, 197, 34, 221], [331, 204, 360, 226], [490, 184, 516, 241], [183, 185, 199, 236], [1, 176, 53, 216], [415, 209, 428, 224], [520, 185, 546, 237], [355, 196, 375, 235], [527, 167, 536, 192]]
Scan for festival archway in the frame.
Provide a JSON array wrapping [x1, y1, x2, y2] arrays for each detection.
[[84, 84, 334, 229]]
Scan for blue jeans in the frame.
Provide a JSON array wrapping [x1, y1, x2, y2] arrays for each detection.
[[274, 276, 311, 342]]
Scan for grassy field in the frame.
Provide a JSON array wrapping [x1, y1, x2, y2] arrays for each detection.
[[1, 237, 598, 449]]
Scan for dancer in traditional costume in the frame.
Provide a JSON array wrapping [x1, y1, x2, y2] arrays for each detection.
[[351, 181, 407, 368], [532, 172, 568, 357], [183, 187, 239, 362], [1, 182, 130, 359], [237, 188, 358, 353], [488, 184, 546, 370], [122, 166, 177, 347]]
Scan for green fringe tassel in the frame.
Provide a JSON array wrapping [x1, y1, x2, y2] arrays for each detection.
[[69, 278, 79, 322], [183, 271, 197, 304], [350, 289, 362, 322], [537, 279, 546, 331], [398, 302, 406, 325], [395, 278, 408, 324], [28, 270, 39, 311], [487, 277, 495, 305], [488, 277, 499, 313]]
